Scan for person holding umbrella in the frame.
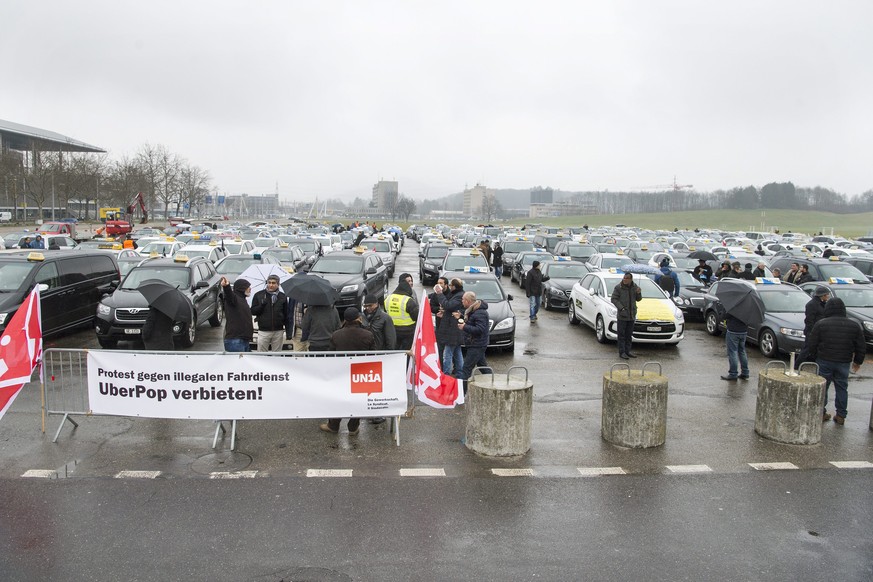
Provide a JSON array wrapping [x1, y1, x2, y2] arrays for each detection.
[[715, 280, 762, 381], [282, 272, 342, 351], [692, 259, 714, 283], [142, 309, 175, 350], [610, 272, 642, 360], [137, 279, 195, 351], [220, 276, 253, 352]]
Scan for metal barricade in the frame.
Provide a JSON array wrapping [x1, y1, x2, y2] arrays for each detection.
[[41, 348, 408, 449]]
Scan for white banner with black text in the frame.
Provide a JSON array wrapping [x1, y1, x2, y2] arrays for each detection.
[[86, 352, 406, 419]]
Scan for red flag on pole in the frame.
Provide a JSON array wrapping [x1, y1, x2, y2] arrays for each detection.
[[412, 291, 463, 408], [0, 287, 42, 420]]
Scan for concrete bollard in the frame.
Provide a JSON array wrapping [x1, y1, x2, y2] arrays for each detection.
[[755, 365, 825, 445], [601, 363, 668, 448], [465, 367, 533, 456]]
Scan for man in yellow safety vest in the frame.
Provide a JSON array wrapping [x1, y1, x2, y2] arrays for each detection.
[[385, 273, 418, 350]]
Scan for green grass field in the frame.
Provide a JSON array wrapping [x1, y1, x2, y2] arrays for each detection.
[[498, 209, 873, 238]]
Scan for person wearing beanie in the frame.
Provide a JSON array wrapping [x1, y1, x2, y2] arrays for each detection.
[[321, 307, 375, 434], [692, 259, 714, 283], [807, 297, 865, 424], [220, 276, 253, 352], [524, 260, 549, 322], [796, 286, 831, 368], [655, 259, 680, 297], [385, 274, 418, 350], [250, 274, 292, 352], [739, 263, 755, 280], [362, 293, 396, 351], [434, 278, 465, 377]]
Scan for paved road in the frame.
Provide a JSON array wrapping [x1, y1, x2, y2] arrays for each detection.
[[1, 234, 871, 579]]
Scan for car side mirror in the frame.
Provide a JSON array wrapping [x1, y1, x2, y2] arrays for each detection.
[[507, 294, 514, 301], [587, 288, 595, 296], [366, 267, 377, 275], [195, 280, 210, 289]]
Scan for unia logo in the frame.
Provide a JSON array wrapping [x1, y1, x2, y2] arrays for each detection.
[[350, 361, 383, 394]]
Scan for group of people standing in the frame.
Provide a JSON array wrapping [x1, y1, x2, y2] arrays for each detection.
[[430, 277, 490, 387]]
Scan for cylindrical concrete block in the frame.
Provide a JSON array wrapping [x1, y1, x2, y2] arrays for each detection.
[[755, 369, 825, 444], [465, 373, 533, 456], [601, 371, 668, 448]]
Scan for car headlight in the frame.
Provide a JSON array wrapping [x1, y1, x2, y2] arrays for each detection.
[[864, 321, 873, 332], [550, 288, 566, 296], [605, 304, 617, 316], [493, 317, 514, 331], [425, 262, 438, 269], [672, 296, 688, 306], [779, 327, 804, 338], [341, 284, 359, 293], [674, 308, 684, 321], [97, 304, 112, 316]]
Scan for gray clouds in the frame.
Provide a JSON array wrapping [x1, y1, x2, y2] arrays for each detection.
[[2, 1, 871, 200]]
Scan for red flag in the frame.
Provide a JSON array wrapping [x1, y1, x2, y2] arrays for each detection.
[[412, 291, 463, 408], [0, 287, 42, 420]]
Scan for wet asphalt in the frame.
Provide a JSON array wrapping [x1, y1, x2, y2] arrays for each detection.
[[1, 235, 871, 580]]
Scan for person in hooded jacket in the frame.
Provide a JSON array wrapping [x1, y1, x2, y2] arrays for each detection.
[[807, 297, 865, 425], [456, 291, 490, 388], [141, 308, 176, 351], [434, 278, 465, 377], [739, 263, 755, 280], [385, 273, 418, 350], [362, 293, 396, 350], [655, 258, 680, 297], [220, 277, 253, 352]]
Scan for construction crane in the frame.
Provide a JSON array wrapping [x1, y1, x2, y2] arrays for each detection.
[[635, 176, 694, 192]]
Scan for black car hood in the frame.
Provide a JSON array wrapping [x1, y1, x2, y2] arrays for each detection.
[[848, 306, 873, 320], [102, 288, 150, 309], [483, 298, 514, 326], [0, 290, 27, 313], [546, 277, 579, 292]]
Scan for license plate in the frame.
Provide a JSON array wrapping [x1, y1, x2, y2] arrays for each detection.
[[646, 326, 661, 332], [124, 328, 141, 335]]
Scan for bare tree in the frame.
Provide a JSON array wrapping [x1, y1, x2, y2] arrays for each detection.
[[479, 193, 502, 222], [178, 164, 211, 216], [395, 195, 416, 221]]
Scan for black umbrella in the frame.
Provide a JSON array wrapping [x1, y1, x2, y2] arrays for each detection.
[[137, 279, 194, 322], [281, 272, 339, 306], [687, 250, 719, 261], [715, 279, 765, 326]]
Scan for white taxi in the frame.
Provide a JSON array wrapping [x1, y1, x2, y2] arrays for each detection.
[[568, 270, 685, 345]]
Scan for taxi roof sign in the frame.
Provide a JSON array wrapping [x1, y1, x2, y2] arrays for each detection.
[[755, 277, 781, 285], [828, 277, 853, 284], [464, 266, 488, 273], [552, 255, 571, 261], [828, 255, 841, 261], [26, 252, 45, 262], [174, 254, 189, 262]]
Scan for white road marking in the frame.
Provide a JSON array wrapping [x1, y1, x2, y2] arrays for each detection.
[[21, 469, 57, 478], [577, 467, 626, 476], [400, 468, 446, 477], [115, 470, 161, 479], [306, 469, 353, 477], [491, 468, 535, 477], [209, 470, 258, 479], [829, 461, 873, 469], [666, 464, 712, 473], [748, 462, 798, 471]]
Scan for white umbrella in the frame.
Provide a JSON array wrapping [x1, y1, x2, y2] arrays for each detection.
[[238, 263, 292, 305]]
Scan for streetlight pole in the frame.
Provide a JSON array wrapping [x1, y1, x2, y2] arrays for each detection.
[[51, 174, 56, 221]]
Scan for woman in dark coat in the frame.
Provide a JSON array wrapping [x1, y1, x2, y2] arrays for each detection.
[[434, 279, 465, 376]]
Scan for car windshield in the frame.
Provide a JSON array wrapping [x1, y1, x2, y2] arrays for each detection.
[[216, 257, 259, 276], [141, 242, 176, 255], [597, 244, 619, 253], [676, 271, 701, 286], [291, 240, 319, 252], [519, 253, 545, 267], [311, 257, 363, 275], [221, 242, 246, 254], [117, 260, 141, 278], [426, 247, 450, 259], [601, 257, 629, 269], [546, 264, 589, 279], [758, 288, 809, 312], [443, 255, 489, 271], [819, 264, 867, 281], [252, 239, 276, 248], [262, 250, 297, 261], [123, 267, 190, 290], [0, 262, 37, 292], [603, 276, 670, 299], [365, 241, 392, 252], [502, 241, 534, 253], [632, 251, 656, 260], [567, 246, 596, 259], [834, 287, 873, 307], [180, 249, 212, 259], [459, 278, 505, 302]]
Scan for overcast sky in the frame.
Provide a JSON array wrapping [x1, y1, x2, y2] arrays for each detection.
[[3, 1, 871, 202]]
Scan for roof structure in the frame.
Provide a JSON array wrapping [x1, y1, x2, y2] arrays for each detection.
[[0, 118, 105, 153]]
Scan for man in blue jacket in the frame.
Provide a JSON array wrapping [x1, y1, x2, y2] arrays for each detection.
[[456, 291, 491, 391], [655, 258, 680, 297]]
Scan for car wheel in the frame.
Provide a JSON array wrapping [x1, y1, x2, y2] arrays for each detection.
[[568, 301, 580, 325], [759, 328, 778, 358], [208, 296, 224, 327], [97, 338, 118, 349], [595, 315, 608, 343], [543, 293, 551, 311], [705, 310, 722, 336], [176, 319, 197, 348]]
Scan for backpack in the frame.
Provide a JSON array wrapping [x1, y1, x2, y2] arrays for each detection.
[[658, 273, 675, 294]]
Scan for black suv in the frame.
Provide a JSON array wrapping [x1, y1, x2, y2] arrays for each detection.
[[0, 250, 119, 337], [308, 249, 389, 316], [768, 257, 869, 285], [95, 255, 224, 348]]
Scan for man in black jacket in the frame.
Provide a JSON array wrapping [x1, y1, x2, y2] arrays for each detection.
[[796, 286, 830, 367], [610, 273, 642, 359], [524, 260, 549, 322], [807, 297, 865, 424], [434, 278, 465, 377], [362, 294, 396, 350], [220, 277, 253, 352], [321, 308, 376, 435], [250, 274, 292, 352]]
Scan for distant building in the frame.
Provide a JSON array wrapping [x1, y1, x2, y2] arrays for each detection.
[[224, 192, 279, 217], [530, 187, 554, 204], [463, 183, 496, 217], [529, 201, 596, 218], [372, 180, 398, 211]]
